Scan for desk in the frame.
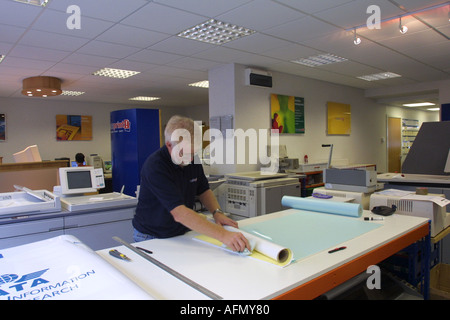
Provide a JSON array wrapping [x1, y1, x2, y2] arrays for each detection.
[[377, 173, 450, 188], [97, 209, 429, 300], [0, 160, 68, 193]]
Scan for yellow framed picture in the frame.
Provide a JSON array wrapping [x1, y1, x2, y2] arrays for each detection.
[[56, 114, 92, 141], [327, 102, 351, 135]]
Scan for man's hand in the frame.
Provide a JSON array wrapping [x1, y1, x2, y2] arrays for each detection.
[[221, 229, 251, 253], [213, 211, 238, 228], [213, 212, 250, 252]]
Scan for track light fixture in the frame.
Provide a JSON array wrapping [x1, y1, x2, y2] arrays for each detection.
[[399, 17, 408, 34], [347, 2, 448, 45], [353, 29, 361, 45]]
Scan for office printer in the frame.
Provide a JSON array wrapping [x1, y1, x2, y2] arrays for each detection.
[[0, 187, 61, 217], [324, 168, 377, 193], [370, 189, 449, 237], [224, 171, 300, 219], [261, 145, 299, 172]]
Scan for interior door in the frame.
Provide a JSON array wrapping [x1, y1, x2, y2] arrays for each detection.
[[387, 117, 402, 172]]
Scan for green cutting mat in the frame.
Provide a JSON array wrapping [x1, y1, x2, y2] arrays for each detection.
[[241, 210, 381, 262]]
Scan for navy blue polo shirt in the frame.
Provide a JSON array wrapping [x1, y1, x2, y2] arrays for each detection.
[[132, 145, 210, 238]]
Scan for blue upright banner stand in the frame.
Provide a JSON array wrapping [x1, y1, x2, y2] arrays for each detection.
[[110, 109, 161, 196]]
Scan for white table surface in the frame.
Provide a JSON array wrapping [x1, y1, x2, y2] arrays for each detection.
[[96, 209, 429, 300], [377, 173, 450, 184]]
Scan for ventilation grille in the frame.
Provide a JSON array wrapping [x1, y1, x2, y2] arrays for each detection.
[[387, 199, 413, 212]]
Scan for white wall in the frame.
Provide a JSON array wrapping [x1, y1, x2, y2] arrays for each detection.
[[208, 63, 440, 174], [234, 65, 384, 172], [0, 96, 206, 163]]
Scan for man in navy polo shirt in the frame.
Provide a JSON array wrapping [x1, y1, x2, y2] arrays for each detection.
[[132, 115, 250, 253]]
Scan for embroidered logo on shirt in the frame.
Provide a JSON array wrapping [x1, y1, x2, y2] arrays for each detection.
[[190, 178, 197, 183]]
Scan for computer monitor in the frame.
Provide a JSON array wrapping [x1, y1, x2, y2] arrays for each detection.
[[13, 145, 42, 163], [103, 160, 112, 172], [59, 166, 98, 195], [71, 160, 86, 167]]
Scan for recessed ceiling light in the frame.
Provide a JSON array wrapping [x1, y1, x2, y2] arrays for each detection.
[[403, 102, 436, 107], [178, 19, 255, 45], [427, 107, 440, 111], [92, 68, 140, 79], [0, 55, 5, 63], [188, 80, 209, 88], [357, 72, 401, 81], [291, 53, 348, 67], [13, 0, 49, 7], [61, 90, 85, 96], [129, 96, 160, 101]]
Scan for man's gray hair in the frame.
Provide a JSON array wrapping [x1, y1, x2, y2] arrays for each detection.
[[164, 115, 195, 144]]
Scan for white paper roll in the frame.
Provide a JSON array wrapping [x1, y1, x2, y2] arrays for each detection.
[[224, 226, 292, 265]]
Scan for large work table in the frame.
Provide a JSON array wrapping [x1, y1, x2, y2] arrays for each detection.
[[97, 209, 430, 300]]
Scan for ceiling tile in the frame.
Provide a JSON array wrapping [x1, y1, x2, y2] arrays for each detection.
[[120, 2, 205, 34], [0, 1, 42, 28], [31, 9, 115, 39], [18, 29, 90, 51], [107, 60, 160, 73], [264, 15, 343, 43], [0, 42, 13, 54], [153, 0, 252, 17], [46, 0, 149, 22], [76, 40, 144, 59], [149, 36, 215, 56], [274, 0, 355, 14], [0, 24, 27, 44], [223, 33, 296, 54], [126, 49, 185, 65], [261, 43, 321, 61], [62, 52, 118, 67], [8, 45, 70, 62], [393, 0, 449, 11], [169, 56, 220, 71], [96, 24, 170, 48], [216, 0, 305, 31]]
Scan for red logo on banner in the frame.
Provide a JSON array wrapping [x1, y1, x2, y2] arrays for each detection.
[[111, 119, 131, 133]]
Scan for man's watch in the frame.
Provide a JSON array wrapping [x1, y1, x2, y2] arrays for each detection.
[[212, 208, 224, 215]]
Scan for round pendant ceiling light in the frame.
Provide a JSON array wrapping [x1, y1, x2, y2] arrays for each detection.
[[22, 76, 62, 97]]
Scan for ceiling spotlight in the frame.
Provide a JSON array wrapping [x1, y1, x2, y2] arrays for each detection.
[[399, 17, 408, 34], [353, 29, 361, 45]]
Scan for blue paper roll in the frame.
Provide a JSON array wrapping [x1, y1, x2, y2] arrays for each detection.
[[281, 196, 362, 217]]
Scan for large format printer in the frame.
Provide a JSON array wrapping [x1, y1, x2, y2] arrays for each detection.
[[223, 171, 300, 220]]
